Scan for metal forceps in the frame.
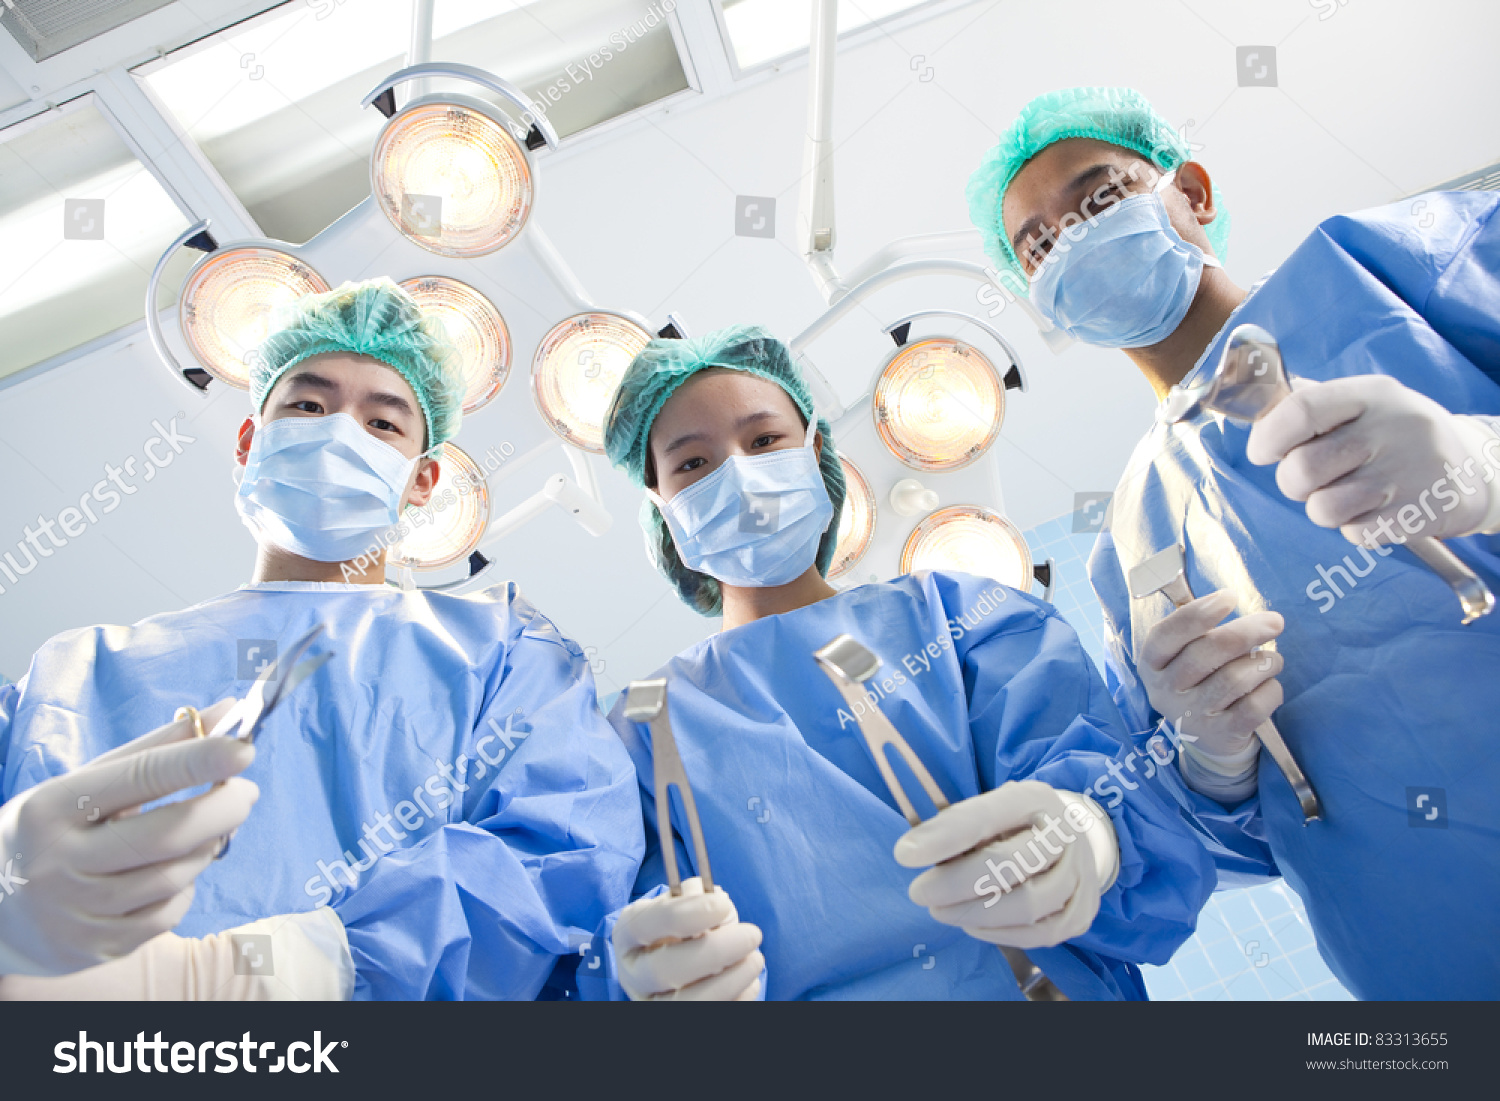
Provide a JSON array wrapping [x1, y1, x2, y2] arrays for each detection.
[[1128, 544, 1322, 824], [1164, 322, 1494, 625], [814, 633, 1066, 1002], [622, 678, 714, 896], [187, 624, 334, 858]]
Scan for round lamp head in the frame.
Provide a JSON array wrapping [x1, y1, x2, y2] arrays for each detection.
[[531, 311, 651, 454], [179, 246, 329, 389], [372, 94, 533, 258], [389, 442, 491, 571], [829, 457, 876, 580], [398, 276, 510, 413], [900, 505, 1032, 590], [873, 338, 1005, 472]]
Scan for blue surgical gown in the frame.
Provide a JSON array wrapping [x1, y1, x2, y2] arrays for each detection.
[[1089, 191, 1500, 999], [579, 570, 1215, 1001], [0, 580, 644, 1000]]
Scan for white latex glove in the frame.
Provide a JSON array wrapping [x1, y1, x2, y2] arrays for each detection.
[[895, 781, 1119, 950], [1247, 375, 1500, 543], [0, 907, 354, 1000], [1136, 589, 1283, 768], [614, 877, 764, 1001], [0, 700, 258, 977]]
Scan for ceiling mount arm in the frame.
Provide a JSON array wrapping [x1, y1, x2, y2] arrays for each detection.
[[798, 0, 846, 303]]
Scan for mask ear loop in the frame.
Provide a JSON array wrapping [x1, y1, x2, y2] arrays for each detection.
[[1155, 167, 1222, 270]]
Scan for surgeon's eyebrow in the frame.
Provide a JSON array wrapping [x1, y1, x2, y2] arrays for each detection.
[[279, 369, 338, 395], [661, 410, 784, 457], [1009, 162, 1120, 257], [365, 389, 416, 416]]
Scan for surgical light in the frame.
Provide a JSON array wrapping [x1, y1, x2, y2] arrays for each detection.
[[901, 505, 1033, 591], [389, 443, 491, 571], [398, 275, 510, 412], [372, 94, 533, 258], [179, 246, 329, 389], [532, 311, 652, 454], [829, 457, 876, 580], [873, 338, 1005, 472]]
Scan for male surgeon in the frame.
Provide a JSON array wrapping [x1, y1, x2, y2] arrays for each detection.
[[0, 278, 643, 999], [967, 87, 1500, 999]]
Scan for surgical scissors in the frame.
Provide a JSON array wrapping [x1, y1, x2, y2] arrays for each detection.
[[181, 624, 333, 859], [622, 678, 714, 896], [207, 624, 334, 746], [814, 633, 1066, 1001]]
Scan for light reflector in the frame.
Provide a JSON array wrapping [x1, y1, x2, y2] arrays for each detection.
[[873, 338, 1004, 472], [389, 443, 491, 570], [900, 505, 1032, 591], [179, 246, 329, 389], [829, 457, 876, 580], [372, 97, 533, 257], [398, 276, 510, 412], [532, 312, 652, 453]]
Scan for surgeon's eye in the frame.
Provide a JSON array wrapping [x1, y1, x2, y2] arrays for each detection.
[[1024, 236, 1053, 271], [288, 400, 324, 415], [751, 433, 781, 450], [369, 418, 399, 434], [677, 456, 707, 474]]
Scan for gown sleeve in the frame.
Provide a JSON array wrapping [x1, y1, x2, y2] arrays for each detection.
[[1328, 192, 1500, 386], [329, 605, 645, 1001], [0, 681, 16, 801]]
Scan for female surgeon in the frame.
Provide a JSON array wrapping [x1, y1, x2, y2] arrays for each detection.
[[577, 324, 1215, 1001]]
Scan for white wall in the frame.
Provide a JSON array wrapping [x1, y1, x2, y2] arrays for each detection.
[[1, 0, 1497, 695]]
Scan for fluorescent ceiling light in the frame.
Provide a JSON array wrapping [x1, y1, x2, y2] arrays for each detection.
[[720, 0, 932, 70], [0, 99, 189, 381], [138, 0, 688, 244]]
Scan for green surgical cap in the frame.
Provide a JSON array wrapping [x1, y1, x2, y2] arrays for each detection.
[[967, 86, 1231, 285], [250, 277, 464, 450], [603, 324, 847, 617]]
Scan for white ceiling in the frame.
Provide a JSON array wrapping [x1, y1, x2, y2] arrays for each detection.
[[1, 0, 1497, 693]]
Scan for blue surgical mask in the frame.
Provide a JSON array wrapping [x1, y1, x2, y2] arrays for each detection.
[[650, 414, 833, 588], [1029, 170, 1221, 349], [235, 412, 419, 563]]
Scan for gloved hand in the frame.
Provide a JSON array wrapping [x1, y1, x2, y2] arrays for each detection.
[[894, 781, 1119, 950], [0, 907, 354, 1000], [0, 700, 258, 977], [613, 877, 764, 1001], [1136, 589, 1283, 765], [1247, 374, 1500, 543]]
